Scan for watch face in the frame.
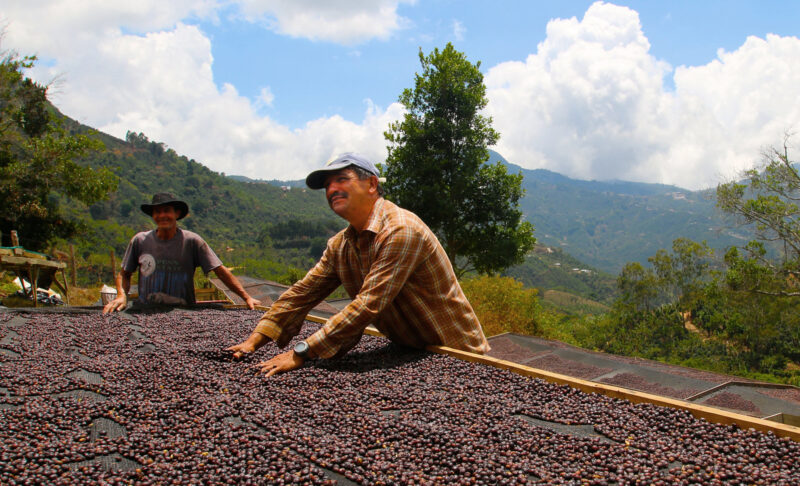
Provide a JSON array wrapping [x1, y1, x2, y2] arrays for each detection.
[[294, 341, 309, 356]]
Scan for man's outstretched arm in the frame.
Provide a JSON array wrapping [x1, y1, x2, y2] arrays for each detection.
[[212, 265, 261, 309], [103, 270, 132, 313]]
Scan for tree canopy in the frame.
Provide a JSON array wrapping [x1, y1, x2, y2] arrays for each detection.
[[0, 48, 116, 250], [717, 138, 800, 298], [383, 43, 535, 277], [590, 142, 800, 383]]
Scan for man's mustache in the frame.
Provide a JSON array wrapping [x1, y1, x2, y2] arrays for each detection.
[[328, 192, 347, 204]]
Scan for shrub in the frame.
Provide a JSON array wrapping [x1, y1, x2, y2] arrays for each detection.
[[461, 275, 541, 337]]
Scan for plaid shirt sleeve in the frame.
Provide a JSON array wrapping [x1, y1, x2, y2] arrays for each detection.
[[254, 241, 341, 347], [305, 223, 426, 358], [253, 199, 488, 357]]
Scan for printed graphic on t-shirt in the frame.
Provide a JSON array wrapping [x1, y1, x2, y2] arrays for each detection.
[[139, 254, 156, 277]]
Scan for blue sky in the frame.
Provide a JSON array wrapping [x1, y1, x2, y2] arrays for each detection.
[[3, 1, 800, 189], [204, 0, 799, 128]]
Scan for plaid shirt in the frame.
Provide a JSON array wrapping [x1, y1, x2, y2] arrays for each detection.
[[255, 198, 489, 358]]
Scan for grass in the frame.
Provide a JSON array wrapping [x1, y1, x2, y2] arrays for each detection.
[[541, 289, 610, 315], [67, 286, 105, 306]]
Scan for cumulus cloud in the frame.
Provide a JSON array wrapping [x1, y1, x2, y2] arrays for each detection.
[[1, 0, 405, 180], [2, 0, 219, 55], [60, 21, 399, 180], [669, 34, 800, 182], [231, 0, 415, 45], [4, 0, 799, 190], [452, 19, 465, 41], [485, 1, 800, 189]]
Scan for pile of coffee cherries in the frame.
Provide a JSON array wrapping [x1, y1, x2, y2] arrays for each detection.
[[1, 307, 798, 485]]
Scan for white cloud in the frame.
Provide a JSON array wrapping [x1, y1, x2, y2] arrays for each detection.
[[669, 34, 800, 182], [256, 86, 275, 107], [231, 0, 415, 45], [4, 0, 800, 191], [2, 0, 220, 55], [485, 1, 800, 189], [452, 19, 465, 41], [1, 0, 405, 181], [66, 22, 400, 180]]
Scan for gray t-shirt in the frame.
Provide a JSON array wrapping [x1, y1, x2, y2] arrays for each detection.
[[121, 229, 222, 305]]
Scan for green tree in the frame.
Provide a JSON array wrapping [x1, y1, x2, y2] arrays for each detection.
[[615, 261, 660, 313], [716, 137, 800, 297], [383, 43, 535, 277], [616, 238, 713, 313], [649, 238, 714, 307], [0, 49, 116, 250]]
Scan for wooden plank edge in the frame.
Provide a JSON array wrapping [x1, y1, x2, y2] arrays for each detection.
[[426, 345, 800, 442]]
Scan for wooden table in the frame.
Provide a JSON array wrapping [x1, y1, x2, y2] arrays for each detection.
[[0, 248, 69, 306]]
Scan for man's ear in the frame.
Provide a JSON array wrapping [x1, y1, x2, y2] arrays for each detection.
[[369, 175, 379, 194]]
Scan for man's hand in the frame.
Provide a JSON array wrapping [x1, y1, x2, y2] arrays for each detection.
[[226, 331, 269, 359], [244, 296, 262, 310], [103, 295, 127, 314], [251, 350, 304, 377]]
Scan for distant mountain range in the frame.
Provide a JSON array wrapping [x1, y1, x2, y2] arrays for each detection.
[[483, 150, 747, 273]]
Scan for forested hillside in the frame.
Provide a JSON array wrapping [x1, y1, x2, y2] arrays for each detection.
[[58, 122, 615, 298], [61, 122, 341, 255], [503, 246, 617, 305], [44, 117, 342, 285], [488, 151, 750, 273]]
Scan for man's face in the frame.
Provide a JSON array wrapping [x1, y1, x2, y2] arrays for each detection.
[[323, 169, 374, 220], [151, 204, 179, 231]]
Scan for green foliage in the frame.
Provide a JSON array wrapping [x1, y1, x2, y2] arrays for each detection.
[[540, 290, 610, 316], [598, 231, 800, 383], [616, 262, 661, 313], [384, 44, 535, 277], [260, 218, 342, 260], [615, 238, 713, 313], [0, 49, 116, 250], [717, 140, 800, 298], [503, 246, 617, 305], [692, 277, 800, 370], [460, 275, 541, 337], [590, 304, 691, 358], [67, 129, 342, 259]]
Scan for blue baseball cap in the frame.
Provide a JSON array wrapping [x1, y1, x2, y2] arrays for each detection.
[[306, 153, 383, 190]]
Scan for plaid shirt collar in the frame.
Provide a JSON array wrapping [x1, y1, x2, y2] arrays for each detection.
[[344, 197, 386, 242]]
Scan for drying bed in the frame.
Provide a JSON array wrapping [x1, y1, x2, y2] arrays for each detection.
[[1, 308, 799, 485], [487, 333, 800, 418]]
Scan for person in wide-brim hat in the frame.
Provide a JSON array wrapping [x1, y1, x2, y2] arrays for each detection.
[[140, 192, 189, 220], [103, 192, 261, 313]]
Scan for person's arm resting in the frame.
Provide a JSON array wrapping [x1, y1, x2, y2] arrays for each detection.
[[254, 250, 341, 347], [306, 226, 423, 358], [103, 270, 132, 313], [212, 265, 261, 309]]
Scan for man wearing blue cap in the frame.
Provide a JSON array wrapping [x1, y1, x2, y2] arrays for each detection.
[[228, 153, 489, 376]]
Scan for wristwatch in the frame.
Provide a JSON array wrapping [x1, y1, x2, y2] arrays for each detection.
[[293, 341, 310, 358]]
